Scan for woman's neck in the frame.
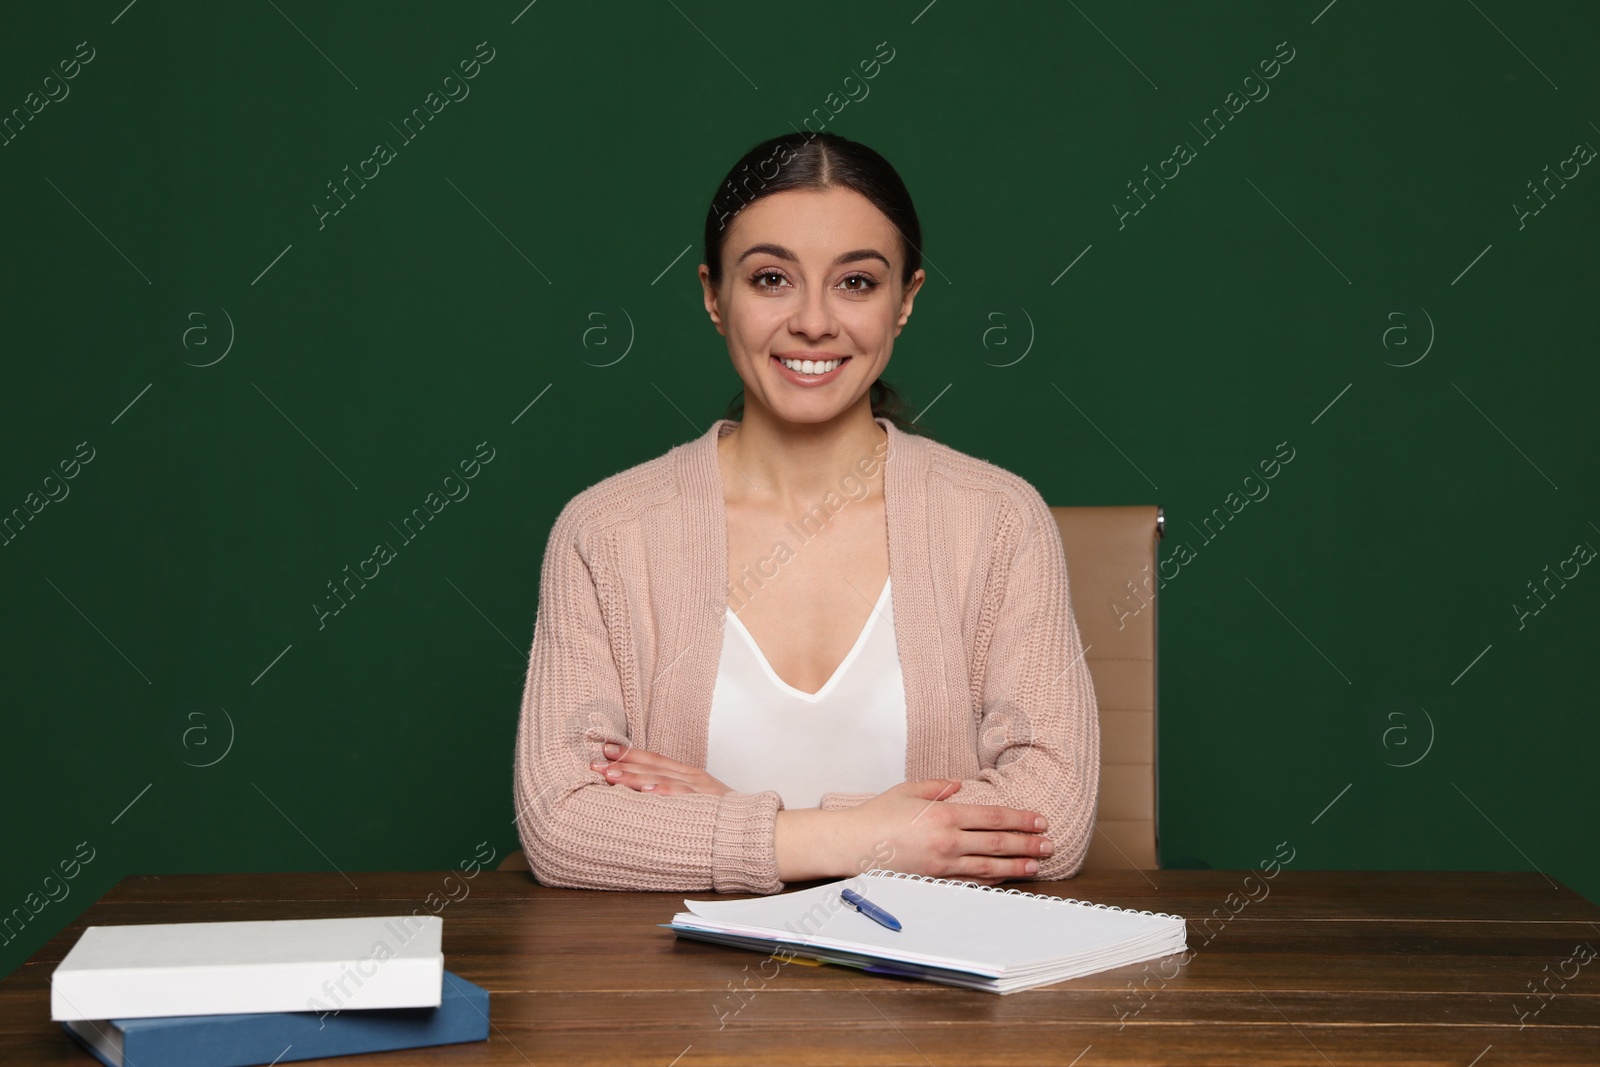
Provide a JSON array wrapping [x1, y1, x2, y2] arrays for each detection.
[[717, 402, 888, 511]]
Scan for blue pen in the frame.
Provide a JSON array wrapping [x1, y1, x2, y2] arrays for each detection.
[[841, 888, 902, 932]]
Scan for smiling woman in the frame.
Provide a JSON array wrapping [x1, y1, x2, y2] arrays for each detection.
[[511, 132, 1100, 894], [707, 133, 927, 439]]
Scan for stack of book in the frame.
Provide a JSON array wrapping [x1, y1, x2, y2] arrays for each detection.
[[50, 915, 489, 1066]]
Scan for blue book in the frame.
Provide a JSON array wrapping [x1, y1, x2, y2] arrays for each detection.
[[61, 970, 489, 1067]]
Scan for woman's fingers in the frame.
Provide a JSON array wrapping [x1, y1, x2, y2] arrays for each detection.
[[947, 801, 1049, 834], [596, 765, 694, 793], [589, 753, 691, 789], [847, 784, 1057, 885], [948, 855, 1042, 880], [890, 783, 1046, 834], [591, 743, 733, 796], [958, 829, 1055, 859], [591, 745, 684, 784], [591, 751, 724, 796], [601, 742, 693, 774], [637, 778, 698, 795]]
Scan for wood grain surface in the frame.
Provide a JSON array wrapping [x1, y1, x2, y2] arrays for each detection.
[[2, 870, 1596, 1066]]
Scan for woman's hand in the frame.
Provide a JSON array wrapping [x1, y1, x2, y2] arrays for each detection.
[[842, 779, 1053, 885], [590, 742, 733, 796], [775, 779, 1055, 884]]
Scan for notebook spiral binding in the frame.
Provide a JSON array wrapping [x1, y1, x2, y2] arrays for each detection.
[[862, 869, 1184, 923]]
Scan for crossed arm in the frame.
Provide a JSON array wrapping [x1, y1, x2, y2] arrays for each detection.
[[590, 743, 1056, 885]]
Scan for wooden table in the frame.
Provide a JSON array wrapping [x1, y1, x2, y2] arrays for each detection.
[[2, 870, 1596, 1065]]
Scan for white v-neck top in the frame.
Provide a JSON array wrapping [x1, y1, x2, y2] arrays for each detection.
[[704, 577, 908, 809]]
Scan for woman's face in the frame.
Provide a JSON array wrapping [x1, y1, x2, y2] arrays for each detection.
[[700, 186, 925, 427]]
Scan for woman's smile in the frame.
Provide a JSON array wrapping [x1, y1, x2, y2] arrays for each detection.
[[771, 352, 851, 385]]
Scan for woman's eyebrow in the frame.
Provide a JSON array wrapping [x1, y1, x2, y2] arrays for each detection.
[[735, 243, 891, 271]]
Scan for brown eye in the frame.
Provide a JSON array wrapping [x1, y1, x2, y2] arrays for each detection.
[[751, 271, 786, 289], [841, 274, 878, 293]]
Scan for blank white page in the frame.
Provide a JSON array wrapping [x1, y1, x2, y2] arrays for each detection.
[[681, 870, 1182, 977]]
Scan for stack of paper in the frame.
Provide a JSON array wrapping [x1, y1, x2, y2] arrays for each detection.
[[50, 916, 489, 1066], [670, 869, 1188, 994]]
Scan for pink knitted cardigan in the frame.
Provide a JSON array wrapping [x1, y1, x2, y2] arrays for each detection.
[[512, 416, 1100, 893]]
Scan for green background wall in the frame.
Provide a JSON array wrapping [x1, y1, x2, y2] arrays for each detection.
[[3, 1, 1596, 979]]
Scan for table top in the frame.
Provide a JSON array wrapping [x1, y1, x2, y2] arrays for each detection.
[[2, 869, 1596, 1066]]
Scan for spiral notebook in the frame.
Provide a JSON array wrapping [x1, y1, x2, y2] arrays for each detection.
[[668, 869, 1188, 994]]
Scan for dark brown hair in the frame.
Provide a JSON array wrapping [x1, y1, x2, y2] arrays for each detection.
[[704, 131, 933, 439]]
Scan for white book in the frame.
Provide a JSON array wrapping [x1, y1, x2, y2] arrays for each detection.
[[670, 869, 1188, 994], [51, 915, 443, 1021]]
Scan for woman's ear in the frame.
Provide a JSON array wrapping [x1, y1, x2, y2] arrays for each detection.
[[894, 268, 927, 334], [699, 264, 727, 336]]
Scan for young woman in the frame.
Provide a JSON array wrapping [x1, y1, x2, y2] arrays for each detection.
[[512, 132, 1100, 893]]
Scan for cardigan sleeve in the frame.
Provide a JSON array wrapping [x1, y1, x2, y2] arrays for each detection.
[[512, 499, 784, 893], [949, 484, 1101, 878]]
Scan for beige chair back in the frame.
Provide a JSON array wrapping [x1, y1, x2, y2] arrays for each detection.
[[1052, 505, 1162, 870]]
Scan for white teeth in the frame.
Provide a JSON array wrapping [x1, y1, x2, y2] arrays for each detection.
[[779, 357, 842, 374]]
